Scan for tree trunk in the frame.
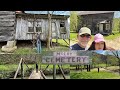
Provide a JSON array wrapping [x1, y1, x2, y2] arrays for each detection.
[[47, 11, 52, 49]]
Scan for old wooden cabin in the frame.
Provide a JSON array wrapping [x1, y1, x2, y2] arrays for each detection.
[[77, 11, 115, 35], [0, 11, 70, 45]]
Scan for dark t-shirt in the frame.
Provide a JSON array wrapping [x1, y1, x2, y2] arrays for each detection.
[[70, 43, 85, 50]]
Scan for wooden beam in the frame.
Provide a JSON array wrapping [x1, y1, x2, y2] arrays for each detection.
[[40, 70, 47, 79], [53, 65, 56, 79], [0, 27, 14, 31], [0, 15, 15, 19], [0, 11, 15, 15], [14, 58, 23, 79], [0, 21, 15, 26], [58, 65, 66, 79]]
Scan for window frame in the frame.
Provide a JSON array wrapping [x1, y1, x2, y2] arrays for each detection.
[[27, 20, 42, 33], [60, 21, 66, 34]]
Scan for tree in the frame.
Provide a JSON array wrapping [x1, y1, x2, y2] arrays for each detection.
[[47, 11, 53, 49], [46, 11, 70, 49], [70, 11, 78, 32], [77, 14, 82, 32], [108, 50, 120, 75]]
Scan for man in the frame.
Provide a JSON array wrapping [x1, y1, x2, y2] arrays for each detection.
[[70, 27, 92, 50], [36, 32, 41, 53], [70, 27, 92, 70]]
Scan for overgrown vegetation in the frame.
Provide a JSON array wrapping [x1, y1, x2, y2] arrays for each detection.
[[70, 69, 120, 79], [70, 11, 82, 32]]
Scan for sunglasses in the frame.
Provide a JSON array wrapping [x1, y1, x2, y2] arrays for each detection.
[[80, 34, 91, 38]]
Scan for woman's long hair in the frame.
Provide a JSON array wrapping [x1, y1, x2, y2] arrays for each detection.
[[88, 41, 106, 50]]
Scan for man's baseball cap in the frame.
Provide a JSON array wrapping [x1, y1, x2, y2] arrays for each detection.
[[94, 33, 105, 43], [79, 27, 91, 35]]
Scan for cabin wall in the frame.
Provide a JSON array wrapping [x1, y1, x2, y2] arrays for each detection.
[[80, 12, 114, 34], [59, 19, 70, 39], [0, 11, 16, 42], [15, 17, 29, 40], [15, 15, 70, 41]]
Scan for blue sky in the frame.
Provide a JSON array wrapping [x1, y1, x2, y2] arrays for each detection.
[[114, 11, 120, 18]]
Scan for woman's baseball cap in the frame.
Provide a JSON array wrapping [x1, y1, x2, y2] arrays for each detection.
[[94, 33, 105, 43], [79, 27, 91, 35]]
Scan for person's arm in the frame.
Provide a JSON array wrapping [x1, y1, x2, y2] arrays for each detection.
[[106, 46, 115, 50]]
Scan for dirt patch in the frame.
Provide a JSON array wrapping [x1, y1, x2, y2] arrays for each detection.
[[105, 37, 120, 50]]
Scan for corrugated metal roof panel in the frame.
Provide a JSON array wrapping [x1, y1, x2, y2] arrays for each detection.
[[24, 11, 70, 15], [77, 11, 115, 15]]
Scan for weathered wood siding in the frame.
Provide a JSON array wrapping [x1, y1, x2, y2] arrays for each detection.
[[15, 14, 70, 41], [80, 12, 114, 34], [16, 17, 48, 40], [0, 11, 15, 42]]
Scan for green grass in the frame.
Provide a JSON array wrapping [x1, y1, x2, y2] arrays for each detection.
[[0, 64, 35, 71], [104, 32, 120, 40], [41, 64, 70, 69], [70, 32, 77, 40], [52, 39, 70, 47], [70, 69, 120, 79], [0, 64, 70, 71], [14, 48, 37, 54], [10, 46, 69, 54], [94, 63, 107, 67]]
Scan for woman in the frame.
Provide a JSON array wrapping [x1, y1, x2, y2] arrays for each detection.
[[88, 33, 115, 50]]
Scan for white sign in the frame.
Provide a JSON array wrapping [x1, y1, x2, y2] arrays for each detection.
[[53, 51, 77, 56], [42, 56, 89, 64]]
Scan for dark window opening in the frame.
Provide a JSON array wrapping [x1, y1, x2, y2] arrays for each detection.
[[60, 22, 65, 27], [36, 27, 42, 32], [105, 23, 110, 30], [28, 21, 34, 32], [103, 24, 106, 30], [36, 22, 42, 33], [28, 27, 34, 32], [60, 22, 66, 34]]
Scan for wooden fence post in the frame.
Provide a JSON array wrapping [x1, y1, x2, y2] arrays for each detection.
[[53, 65, 56, 79], [21, 60, 24, 79]]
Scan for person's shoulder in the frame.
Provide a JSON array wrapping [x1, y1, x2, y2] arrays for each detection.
[[70, 43, 79, 48], [71, 43, 78, 47], [106, 46, 115, 50], [70, 43, 85, 50], [70, 43, 78, 50]]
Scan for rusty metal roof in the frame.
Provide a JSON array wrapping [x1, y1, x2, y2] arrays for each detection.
[[77, 11, 115, 15]]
